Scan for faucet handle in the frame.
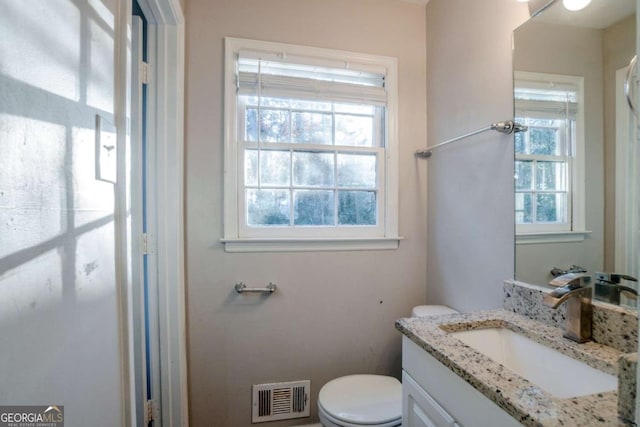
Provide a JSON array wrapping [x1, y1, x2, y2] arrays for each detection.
[[611, 273, 638, 283], [595, 272, 638, 284]]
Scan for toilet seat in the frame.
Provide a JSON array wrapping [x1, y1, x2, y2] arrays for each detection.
[[318, 375, 401, 427]]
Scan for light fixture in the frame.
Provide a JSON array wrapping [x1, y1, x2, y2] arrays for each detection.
[[562, 0, 591, 11]]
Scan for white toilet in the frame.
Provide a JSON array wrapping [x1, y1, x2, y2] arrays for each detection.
[[317, 305, 458, 427]]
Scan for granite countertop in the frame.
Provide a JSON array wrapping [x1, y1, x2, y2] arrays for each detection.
[[396, 309, 629, 427]]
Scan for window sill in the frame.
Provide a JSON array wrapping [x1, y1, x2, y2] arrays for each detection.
[[221, 237, 403, 253], [516, 230, 591, 245]]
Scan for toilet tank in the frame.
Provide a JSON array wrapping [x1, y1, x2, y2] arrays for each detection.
[[411, 305, 458, 317]]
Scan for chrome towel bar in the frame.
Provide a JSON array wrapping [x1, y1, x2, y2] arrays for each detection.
[[234, 282, 278, 294], [415, 120, 527, 159]]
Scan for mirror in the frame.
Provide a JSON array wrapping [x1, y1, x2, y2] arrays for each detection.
[[513, 0, 638, 309]]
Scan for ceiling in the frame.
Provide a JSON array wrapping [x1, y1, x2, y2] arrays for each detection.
[[534, 0, 635, 29]]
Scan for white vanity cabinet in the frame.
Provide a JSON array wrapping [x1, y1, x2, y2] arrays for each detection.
[[403, 371, 460, 427], [402, 337, 522, 427]]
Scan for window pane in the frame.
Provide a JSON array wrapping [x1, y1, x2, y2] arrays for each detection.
[[260, 97, 290, 108], [515, 160, 532, 191], [536, 193, 566, 223], [242, 95, 259, 106], [291, 112, 332, 144], [294, 190, 335, 225], [337, 154, 376, 189], [245, 149, 258, 186], [293, 151, 334, 187], [338, 191, 376, 225], [335, 114, 373, 147], [260, 109, 290, 142], [514, 131, 525, 154], [536, 161, 565, 191], [290, 99, 331, 111], [529, 127, 558, 155], [334, 103, 374, 115], [260, 150, 290, 186], [246, 108, 258, 142], [247, 189, 290, 225], [515, 193, 532, 224]]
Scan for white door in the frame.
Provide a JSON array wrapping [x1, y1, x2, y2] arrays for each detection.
[[0, 1, 126, 425]]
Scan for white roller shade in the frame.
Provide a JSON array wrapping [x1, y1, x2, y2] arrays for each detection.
[[237, 54, 387, 105], [515, 80, 579, 119]]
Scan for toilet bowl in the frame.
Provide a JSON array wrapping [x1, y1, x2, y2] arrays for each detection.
[[317, 305, 458, 427]]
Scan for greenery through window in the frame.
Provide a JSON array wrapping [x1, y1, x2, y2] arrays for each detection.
[[515, 118, 569, 224], [241, 96, 381, 227]]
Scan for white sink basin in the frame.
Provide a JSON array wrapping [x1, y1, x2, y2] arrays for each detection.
[[450, 328, 617, 398]]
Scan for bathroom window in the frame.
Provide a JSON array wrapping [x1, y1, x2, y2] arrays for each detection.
[[222, 38, 399, 252], [514, 72, 586, 241]]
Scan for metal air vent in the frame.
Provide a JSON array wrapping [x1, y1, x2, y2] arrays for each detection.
[[252, 380, 310, 423]]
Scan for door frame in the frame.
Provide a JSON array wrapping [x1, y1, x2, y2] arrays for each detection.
[[134, 0, 187, 425], [116, 0, 187, 425]]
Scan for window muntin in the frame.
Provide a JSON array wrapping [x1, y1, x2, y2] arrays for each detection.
[[224, 38, 398, 247], [514, 72, 584, 235], [239, 93, 384, 233], [515, 118, 570, 228]]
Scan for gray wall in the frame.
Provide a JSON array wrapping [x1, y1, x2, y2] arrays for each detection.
[[425, 0, 529, 311], [184, 1, 428, 425], [0, 0, 124, 425]]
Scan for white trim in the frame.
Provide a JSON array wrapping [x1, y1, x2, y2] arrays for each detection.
[[115, 1, 134, 425], [130, 15, 147, 427], [222, 237, 402, 252], [515, 230, 591, 245], [135, 0, 188, 426]]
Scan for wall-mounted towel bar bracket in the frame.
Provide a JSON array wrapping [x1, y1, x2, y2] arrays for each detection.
[[415, 120, 528, 159], [234, 282, 278, 294]]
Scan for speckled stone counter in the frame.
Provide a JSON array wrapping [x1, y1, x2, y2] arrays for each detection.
[[618, 353, 637, 423], [503, 280, 638, 353], [396, 309, 628, 426]]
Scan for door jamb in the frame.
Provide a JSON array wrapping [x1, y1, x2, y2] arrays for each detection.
[[117, 0, 187, 425], [136, 1, 187, 425]]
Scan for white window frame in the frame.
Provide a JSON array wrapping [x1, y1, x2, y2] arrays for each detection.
[[514, 71, 590, 245], [222, 38, 400, 253]]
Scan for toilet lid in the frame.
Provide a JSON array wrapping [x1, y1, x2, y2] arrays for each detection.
[[318, 375, 401, 425]]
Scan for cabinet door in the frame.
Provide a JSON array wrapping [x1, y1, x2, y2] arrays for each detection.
[[403, 371, 459, 427]]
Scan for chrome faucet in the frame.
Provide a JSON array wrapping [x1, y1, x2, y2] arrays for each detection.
[[543, 273, 592, 343]]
